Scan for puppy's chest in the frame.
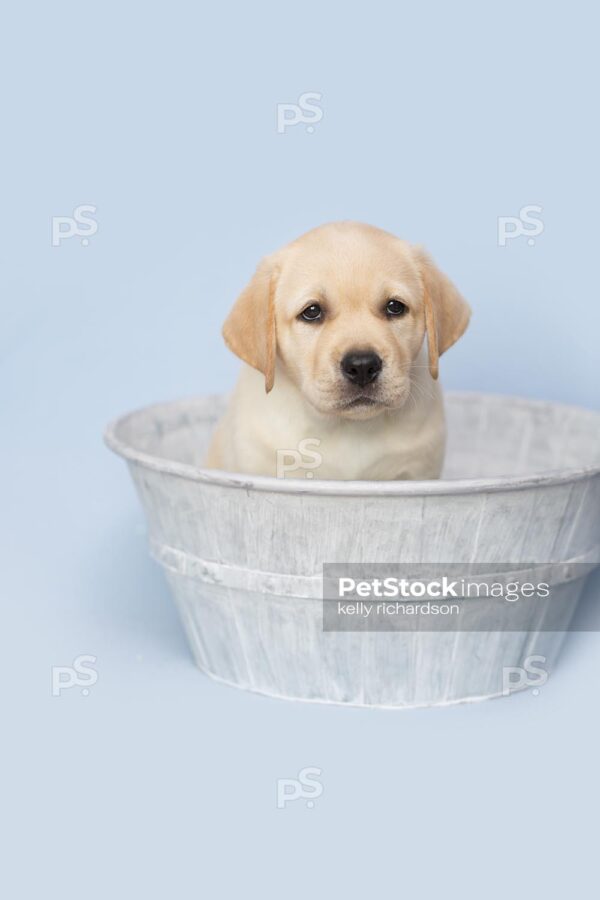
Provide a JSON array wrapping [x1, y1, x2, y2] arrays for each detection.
[[312, 432, 394, 479], [269, 419, 428, 481]]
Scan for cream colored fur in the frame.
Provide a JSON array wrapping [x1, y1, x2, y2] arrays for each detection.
[[205, 222, 470, 480]]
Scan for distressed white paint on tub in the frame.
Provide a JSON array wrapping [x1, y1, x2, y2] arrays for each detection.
[[105, 393, 600, 708]]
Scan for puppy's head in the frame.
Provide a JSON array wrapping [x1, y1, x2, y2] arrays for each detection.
[[223, 222, 470, 420]]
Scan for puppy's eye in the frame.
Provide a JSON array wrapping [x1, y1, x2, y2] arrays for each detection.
[[385, 298, 408, 317], [300, 303, 323, 322]]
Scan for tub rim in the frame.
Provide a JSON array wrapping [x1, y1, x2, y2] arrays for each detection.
[[104, 390, 600, 497]]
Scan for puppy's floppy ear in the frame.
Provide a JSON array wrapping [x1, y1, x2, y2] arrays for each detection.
[[415, 247, 471, 380], [222, 258, 279, 393]]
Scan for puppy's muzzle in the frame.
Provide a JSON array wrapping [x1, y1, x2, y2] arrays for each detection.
[[341, 350, 382, 387]]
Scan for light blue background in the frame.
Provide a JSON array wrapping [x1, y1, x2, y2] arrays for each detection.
[[2, 2, 599, 897]]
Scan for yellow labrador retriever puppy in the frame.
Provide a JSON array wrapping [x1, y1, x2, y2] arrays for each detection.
[[205, 222, 470, 480]]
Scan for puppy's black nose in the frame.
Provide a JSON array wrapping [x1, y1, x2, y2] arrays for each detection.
[[341, 351, 382, 387]]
